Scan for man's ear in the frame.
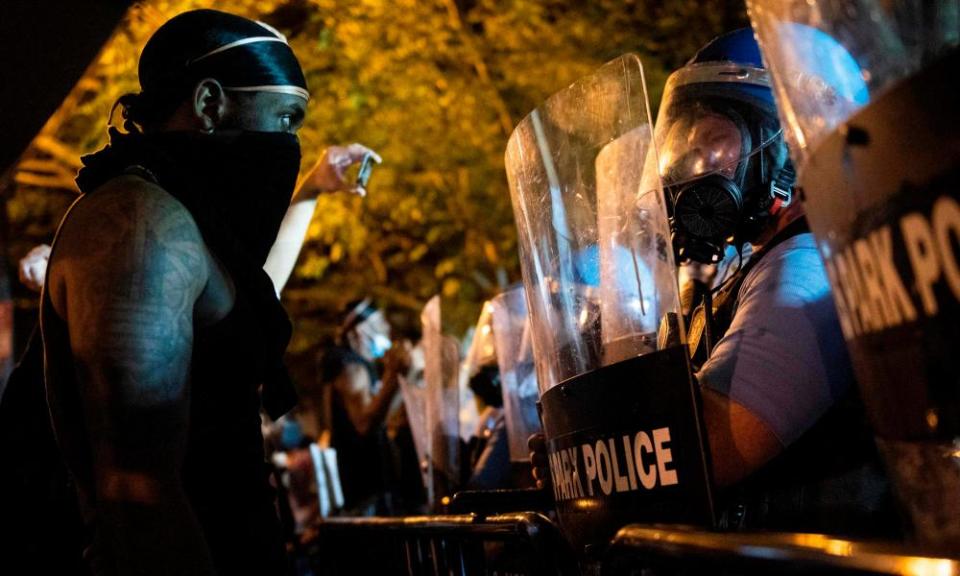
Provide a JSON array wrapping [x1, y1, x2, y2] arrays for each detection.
[[192, 78, 227, 132]]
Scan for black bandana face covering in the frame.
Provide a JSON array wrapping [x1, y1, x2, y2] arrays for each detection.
[[177, 130, 302, 266], [78, 129, 301, 267]]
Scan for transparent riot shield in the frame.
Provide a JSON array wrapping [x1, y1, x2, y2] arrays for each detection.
[[457, 303, 493, 442], [596, 125, 681, 363], [505, 54, 685, 392], [749, 1, 957, 169], [505, 54, 713, 557], [462, 301, 497, 376], [749, 2, 906, 168], [489, 287, 542, 463], [421, 296, 461, 508], [398, 343, 431, 503], [749, 1, 960, 548]]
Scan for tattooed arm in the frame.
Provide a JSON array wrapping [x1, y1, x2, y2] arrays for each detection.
[[48, 177, 217, 575]]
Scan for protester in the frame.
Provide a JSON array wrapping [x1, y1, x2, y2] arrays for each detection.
[[464, 364, 511, 490], [39, 10, 376, 574], [320, 299, 423, 514]]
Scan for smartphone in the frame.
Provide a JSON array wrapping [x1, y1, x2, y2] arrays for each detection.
[[356, 153, 376, 188]]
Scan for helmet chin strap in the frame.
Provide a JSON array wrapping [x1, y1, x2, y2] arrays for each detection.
[[732, 137, 795, 248], [769, 161, 796, 213]]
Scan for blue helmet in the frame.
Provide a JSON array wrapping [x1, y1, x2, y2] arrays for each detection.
[[691, 28, 766, 67], [657, 28, 793, 263], [683, 28, 778, 111]]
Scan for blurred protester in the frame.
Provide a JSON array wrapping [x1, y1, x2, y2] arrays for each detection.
[[320, 299, 423, 514], [0, 244, 84, 574], [463, 364, 511, 490]]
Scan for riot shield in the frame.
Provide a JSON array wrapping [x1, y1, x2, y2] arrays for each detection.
[[505, 54, 714, 556], [748, 1, 960, 549], [398, 343, 431, 503], [457, 303, 493, 442], [596, 124, 681, 362], [462, 301, 497, 376], [421, 296, 461, 508], [489, 287, 542, 463]]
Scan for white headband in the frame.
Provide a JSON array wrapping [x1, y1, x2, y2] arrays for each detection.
[[189, 36, 287, 65], [223, 85, 310, 101], [187, 24, 310, 101]]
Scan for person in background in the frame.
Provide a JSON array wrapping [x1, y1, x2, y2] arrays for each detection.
[[0, 243, 85, 574], [319, 299, 421, 514], [464, 363, 511, 490]]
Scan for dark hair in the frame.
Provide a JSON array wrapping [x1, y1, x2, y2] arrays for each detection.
[[336, 298, 379, 343], [469, 365, 503, 408], [116, 9, 307, 131]]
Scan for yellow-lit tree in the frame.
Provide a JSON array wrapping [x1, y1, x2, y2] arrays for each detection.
[[7, 0, 744, 370]]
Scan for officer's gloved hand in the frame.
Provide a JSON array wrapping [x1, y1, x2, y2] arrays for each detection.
[[678, 261, 717, 317], [528, 433, 551, 491]]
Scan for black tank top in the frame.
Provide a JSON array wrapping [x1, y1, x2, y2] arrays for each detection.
[[42, 194, 287, 575], [325, 347, 387, 510]]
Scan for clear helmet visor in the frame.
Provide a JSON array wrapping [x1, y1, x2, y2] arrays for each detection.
[[355, 310, 392, 359], [655, 62, 784, 193], [659, 109, 745, 185], [744, 2, 955, 170]]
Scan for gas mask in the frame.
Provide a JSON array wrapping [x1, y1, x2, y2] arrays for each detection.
[[362, 331, 393, 360], [655, 63, 794, 264]]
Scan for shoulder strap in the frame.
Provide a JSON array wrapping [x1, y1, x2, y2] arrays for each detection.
[[688, 217, 810, 369]]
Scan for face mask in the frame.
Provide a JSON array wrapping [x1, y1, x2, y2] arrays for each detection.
[[198, 130, 302, 265], [660, 107, 790, 264], [660, 108, 753, 264], [125, 130, 302, 268], [365, 332, 393, 360]]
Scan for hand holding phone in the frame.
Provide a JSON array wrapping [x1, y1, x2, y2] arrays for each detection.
[[295, 143, 382, 201], [356, 152, 376, 190]]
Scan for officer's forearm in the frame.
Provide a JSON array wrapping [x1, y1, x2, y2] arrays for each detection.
[[701, 387, 783, 487]]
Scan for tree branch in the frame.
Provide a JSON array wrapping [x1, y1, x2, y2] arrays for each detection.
[[440, 0, 514, 137]]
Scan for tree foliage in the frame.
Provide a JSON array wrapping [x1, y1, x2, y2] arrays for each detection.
[[8, 0, 745, 360]]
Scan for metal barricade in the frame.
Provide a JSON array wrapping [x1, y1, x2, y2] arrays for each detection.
[[448, 489, 554, 516], [602, 525, 960, 576], [308, 512, 578, 576]]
